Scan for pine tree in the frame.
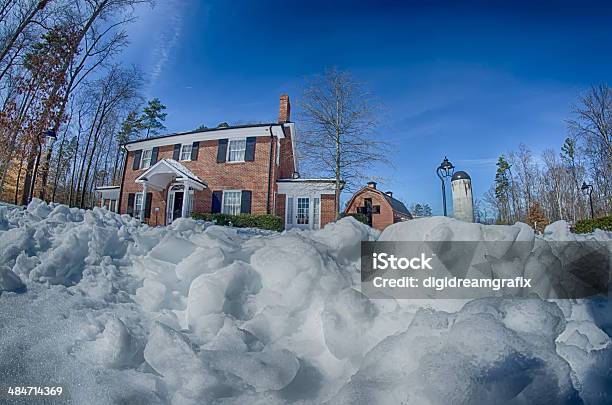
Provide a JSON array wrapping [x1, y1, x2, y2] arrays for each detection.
[[495, 155, 512, 223], [139, 98, 167, 138]]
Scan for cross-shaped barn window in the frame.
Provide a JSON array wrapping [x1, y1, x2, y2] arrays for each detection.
[[356, 198, 380, 226]]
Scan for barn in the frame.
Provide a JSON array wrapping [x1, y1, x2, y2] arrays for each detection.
[[344, 181, 412, 231]]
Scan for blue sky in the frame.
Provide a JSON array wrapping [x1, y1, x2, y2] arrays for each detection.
[[122, 0, 612, 214]]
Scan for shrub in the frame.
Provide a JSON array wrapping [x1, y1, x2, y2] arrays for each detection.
[[339, 212, 369, 225], [573, 216, 612, 234], [191, 212, 284, 232]]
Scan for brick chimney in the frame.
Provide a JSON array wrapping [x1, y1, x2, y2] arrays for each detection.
[[278, 94, 291, 123], [367, 181, 377, 189]]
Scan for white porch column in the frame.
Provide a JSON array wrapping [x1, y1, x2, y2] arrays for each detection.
[[141, 183, 148, 221], [181, 185, 190, 218]]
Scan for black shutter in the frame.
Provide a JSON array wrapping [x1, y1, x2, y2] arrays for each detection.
[[191, 141, 199, 161], [212, 191, 223, 213], [240, 190, 252, 214], [217, 139, 228, 163], [144, 192, 152, 218], [173, 144, 181, 160], [126, 193, 135, 216], [245, 137, 256, 161], [132, 150, 142, 170], [150, 147, 159, 165]]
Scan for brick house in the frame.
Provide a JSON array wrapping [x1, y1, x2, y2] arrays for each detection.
[[97, 95, 338, 230], [344, 181, 412, 231]]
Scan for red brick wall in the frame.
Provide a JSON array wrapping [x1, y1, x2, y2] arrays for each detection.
[[276, 193, 285, 225], [345, 189, 394, 231], [320, 194, 336, 227], [278, 126, 295, 179], [120, 137, 279, 222]]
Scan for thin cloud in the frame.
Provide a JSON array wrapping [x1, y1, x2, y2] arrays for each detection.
[[455, 158, 498, 167], [149, 1, 185, 87]]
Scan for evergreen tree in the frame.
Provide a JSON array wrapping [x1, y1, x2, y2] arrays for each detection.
[[495, 155, 512, 223], [422, 204, 432, 216], [139, 98, 167, 138]]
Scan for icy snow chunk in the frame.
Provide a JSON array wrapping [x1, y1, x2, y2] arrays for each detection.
[[0, 225, 35, 267], [144, 322, 218, 400], [0, 265, 25, 293], [544, 220, 575, 241], [29, 227, 90, 285], [380, 216, 484, 241], [26, 198, 52, 218], [175, 247, 227, 287], [135, 279, 168, 312], [149, 233, 197, 264], [187, 261, 261, 338], [311, 217, 378, 262], [74, 317, 142, 369], [322, 288, 378, 360], [203, 347, 300, 392]]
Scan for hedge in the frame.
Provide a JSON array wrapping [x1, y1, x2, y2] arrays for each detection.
[[339, 212, 369, 225], [573, 216, 612, 234], [191, 212, 284, 232]]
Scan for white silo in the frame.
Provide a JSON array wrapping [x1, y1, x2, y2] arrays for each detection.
[[451, 171, 474, 222]]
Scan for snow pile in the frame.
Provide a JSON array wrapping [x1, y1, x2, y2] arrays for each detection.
[[0, 200, 611, 404]]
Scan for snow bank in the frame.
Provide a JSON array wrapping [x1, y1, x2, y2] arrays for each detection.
[[0, 200, 611, 404]]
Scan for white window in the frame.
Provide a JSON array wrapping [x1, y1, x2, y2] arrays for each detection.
[[140, 149, 152, 169], [222, 190, 242, 215], [180, 144, 192, 161], [134, 193, 143, 218], [227, 139, 246, 162]]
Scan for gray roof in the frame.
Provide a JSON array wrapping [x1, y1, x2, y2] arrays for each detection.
[[122, 122, 284, 146], [382, 193, 412, 217]]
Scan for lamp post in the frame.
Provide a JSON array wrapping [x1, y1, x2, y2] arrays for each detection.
[[581, 181, 594, 219], [28, 129, 57, 204], [436, 156, 454, 216]]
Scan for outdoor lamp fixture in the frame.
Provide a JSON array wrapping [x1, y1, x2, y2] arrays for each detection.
[[28, 129, 57, 203], [436, 156, 455, 216], [581, 181, 594, 219]]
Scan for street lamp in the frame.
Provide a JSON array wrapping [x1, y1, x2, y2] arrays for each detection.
[[436, 156, 454, 216], [581, 181, 594, 219], [28, 129, 57, 203]]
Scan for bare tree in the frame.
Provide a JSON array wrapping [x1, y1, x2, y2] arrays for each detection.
[[298, 67, 391, 213]]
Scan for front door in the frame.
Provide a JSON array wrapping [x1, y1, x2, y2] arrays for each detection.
[[295, 197, 310, 229], [167, 185, 184, 224]]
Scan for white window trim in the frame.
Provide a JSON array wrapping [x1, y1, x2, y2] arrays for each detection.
[[180, 144, 192, 161], [134, 193, 144, 219], [140, 149, 153, 169], [226, 138, 247, 163], [221, 190, 242, 215]]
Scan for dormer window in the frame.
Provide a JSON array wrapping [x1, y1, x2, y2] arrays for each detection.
[[180, 144, 192, 161], [227, 139, 246, 162]]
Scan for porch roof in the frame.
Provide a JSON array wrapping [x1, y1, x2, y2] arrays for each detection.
[[135, 159, 207, 190]]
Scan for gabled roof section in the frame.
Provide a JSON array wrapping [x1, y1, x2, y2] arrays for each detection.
[[135, 159, 207, 188]]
